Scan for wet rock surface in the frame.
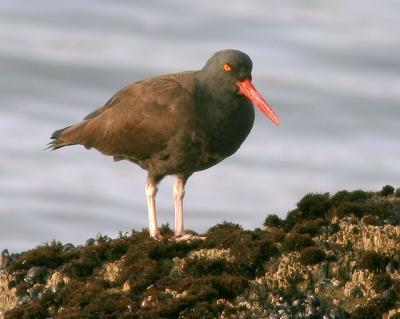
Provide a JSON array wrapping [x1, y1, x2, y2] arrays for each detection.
[[1, 186, 400, 318]]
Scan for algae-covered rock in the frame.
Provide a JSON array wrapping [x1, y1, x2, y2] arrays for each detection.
[[1, 187, 400, 318]]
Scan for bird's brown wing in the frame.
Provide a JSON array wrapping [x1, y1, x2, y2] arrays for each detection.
[[50, 72, 196, 160], [83, 86, 126, 120]]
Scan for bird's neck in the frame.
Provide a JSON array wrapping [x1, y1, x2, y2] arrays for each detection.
[[193, 72, 238, 113], [192, 74, 242, 135]]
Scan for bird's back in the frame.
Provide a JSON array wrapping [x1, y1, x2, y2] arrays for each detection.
[[50, 69, 255, 177], [50, 72, 197, 169]]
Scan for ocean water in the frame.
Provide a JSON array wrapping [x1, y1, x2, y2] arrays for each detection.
[[0, 0, 399, 251]]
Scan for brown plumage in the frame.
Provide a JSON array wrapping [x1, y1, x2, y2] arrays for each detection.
[[50, 49, 280, 240]]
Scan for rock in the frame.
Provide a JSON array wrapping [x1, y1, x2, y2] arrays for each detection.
[[0, 273, 18, 313], [62, 243, 75, 252], [46, 271, 69, 292], [25, 266, 47, 284], [327, 223, 340, 234], [0, 189, 398, 318], [95, 233, 111, 244], [122, 281, 131, 292], [48, 305, 57, 316], [141, 295, 157, 308], [141, 284, 159, 308], [17, 295, 30, 305], [307, 294, 319, 306], [292, 299, 301, 307], [0, 250, 10, 269], [27, 284, 44, 299], [85, 238, 95, 246], [95, 233, 104, 244], [386, 261, 398, 273], [329, 308, 343, 319], [382, 288, 396, 303]]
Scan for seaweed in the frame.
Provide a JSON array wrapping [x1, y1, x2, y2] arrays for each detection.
[[7, 241, 65, 272], [357, 251, 391, 273], [333, 199, 393, 220], [361, 214, 380, 226], [292, 218, 328, 236], [351, 304, 381, 319], [4, 188, 400, 318], [299, 247, 326, 265], [297, 193, 331, 219], [264, 214, 284, 228], [381, 185, 395, 197], [281, 233, 314, 252], [372, 273, 392, 292]]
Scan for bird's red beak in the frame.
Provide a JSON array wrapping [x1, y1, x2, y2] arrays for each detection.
[[236, 78, 280, 126]]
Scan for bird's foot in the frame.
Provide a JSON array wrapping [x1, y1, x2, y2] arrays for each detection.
[[150, 231, 163, 241], [173, 233, 206, 242]]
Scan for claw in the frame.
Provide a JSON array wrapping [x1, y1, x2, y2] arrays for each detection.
[[173, 233, 206, 242], [151, 231, 163, 241]]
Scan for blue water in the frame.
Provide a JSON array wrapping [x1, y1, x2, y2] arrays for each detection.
[[1, 0, 399, 251]]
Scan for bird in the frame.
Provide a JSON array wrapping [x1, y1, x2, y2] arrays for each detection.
[[49, 49, 280, 240]]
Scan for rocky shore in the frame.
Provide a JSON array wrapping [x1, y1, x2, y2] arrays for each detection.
[[1, 186, 400, 319]]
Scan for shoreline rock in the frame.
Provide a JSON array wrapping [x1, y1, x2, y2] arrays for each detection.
[[1, 186, 400, 318]]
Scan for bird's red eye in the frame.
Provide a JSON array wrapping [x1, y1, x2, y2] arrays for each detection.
[[223, 63, 233, 72]]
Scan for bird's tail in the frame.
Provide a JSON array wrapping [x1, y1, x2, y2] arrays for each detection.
[[47, 122, 88, 150]]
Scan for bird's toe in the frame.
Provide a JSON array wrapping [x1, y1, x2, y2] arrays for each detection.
[[173, 233, 206, 242], [151, 232, 163, 241]]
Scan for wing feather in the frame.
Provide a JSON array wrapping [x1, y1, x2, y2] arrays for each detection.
[[52, 72, 195, 160]]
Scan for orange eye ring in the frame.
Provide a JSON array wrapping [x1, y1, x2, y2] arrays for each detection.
[[223, 63, 233, 72]]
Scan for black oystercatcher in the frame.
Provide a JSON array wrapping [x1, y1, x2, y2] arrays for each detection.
[[49, 49, 280, 240]]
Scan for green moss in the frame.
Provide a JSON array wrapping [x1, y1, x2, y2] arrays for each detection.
[[331, 189, 369, 208], [5, 187, 400, 318], [203, 222, 277, 277], [292, 218, 328, 236], [351, 290, 397, 319], [264, 214, 284, 228], [148, 240, 200, 260], [347, 190, 369, 202], [333, 200, 393, 220], [8, 241, 65, 272], [334, 202, 363, 218], [254, 238, 279, 266], [362, 214, 381, 226], [205, 222, 248, 248], [281, 233, 314, 252], [331, 190, 351, 206], [358, 251, 390, 273], [15, 282, 30, 296], [381, 185, 395, 197], [184, 258, 232, 277], [351, 304, 381, 319], [268, 229, 286, 243], [373, 273, 392, 292], [176, 301, 230, 319], [209, 274, 248, 300], [297, 193, 331, 219], [299, 247, 326, 265], [6, 302, 50, 319], [63, 238, 127, 278], [283, 209, 298, 231]]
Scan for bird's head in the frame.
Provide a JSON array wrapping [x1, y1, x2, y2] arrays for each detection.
[[200, 49, 280, 126]]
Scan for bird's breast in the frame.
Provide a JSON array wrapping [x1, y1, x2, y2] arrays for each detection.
[[190, 97, 255, 169]]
